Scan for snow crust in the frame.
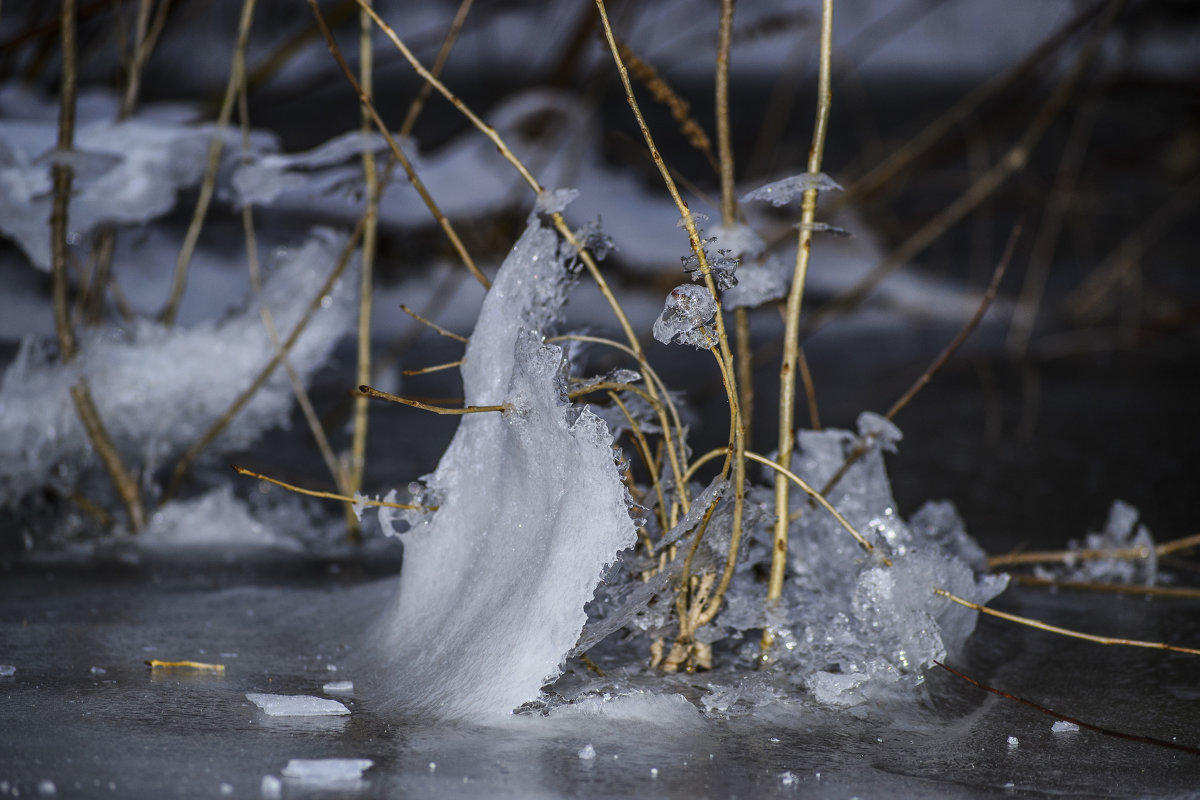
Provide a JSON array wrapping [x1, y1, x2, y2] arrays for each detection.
[[0, 230, 355, 510], [370, 209, 636, 719], [0, 93, 271, 270], [1035, 500, 1157, 585]]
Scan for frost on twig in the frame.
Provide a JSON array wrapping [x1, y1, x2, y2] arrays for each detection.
[[652, 285, 718, 349], [740, 172, 842, 207]]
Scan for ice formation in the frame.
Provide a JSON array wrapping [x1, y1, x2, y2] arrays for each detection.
[[0, 91, 271, 270], [652, 285, 719, 349], [369, 208, 636, 719], [710, 223, 790, 310], [740, 172, 843, 207], [245, 693, 349, 717], [0, 230, 356, 510], [136, 486, 304, 551], [761, 413, 1008, 706], [1036, 500, 1157, 585], [230, 130, 400, 207], [280, 759, 373, 783]]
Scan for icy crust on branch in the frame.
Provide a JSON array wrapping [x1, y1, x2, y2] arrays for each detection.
[[371, 210, 636, 720], [711, 223, 791, 309], [740, 172, 842, 207], [767, 413, 1007, 707], [0, 230, 355, 508], [653, 285, 718, 349]]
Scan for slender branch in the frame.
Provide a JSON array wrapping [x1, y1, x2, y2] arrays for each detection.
[[400, 303, 468, 342], [935, 588, 1200, 656], [767, 0, 834, 655], [51, 0, 145, 533], [158, 0, 256, 326], [232, 465, 430, 511], [357, 384, 506, 415], [309, 0, 489, 289]]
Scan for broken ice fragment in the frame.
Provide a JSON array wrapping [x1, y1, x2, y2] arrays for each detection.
[[323, 680, 354, 694], [260, 776, 282, 799], [536, 187, 579, 215], [740, 172, 842, 206], [281, 759, 373, 783], [245, 693, 349, 716], [0, 665, 15, 676], [653, 284, 718, 349], [578, 744, 596, 760], [1051, 720, 1080, 733]]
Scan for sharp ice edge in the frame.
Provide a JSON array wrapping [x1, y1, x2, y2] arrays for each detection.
[[0, 229, 356, 509], [245, 693, 350, 717], [740, 172, 843, 207], [370, 209, 636, 719], [711, 223, 790, 309]]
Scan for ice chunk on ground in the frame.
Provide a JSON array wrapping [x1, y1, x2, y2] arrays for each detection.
[[245, 693, 349, 717], [1052, 720, 1080, 733], [260, 775, 282, 799], [653, 285, 718, 349], [578, 744, 596, 760], [0, 229, 355, 509], [0, 665, 15, 676], [135, 486, 304, 551], [281, 759, 372, 783], [323, 681, 354, 694], [740, 172, 842, 206], [369, 209, 636, 719]]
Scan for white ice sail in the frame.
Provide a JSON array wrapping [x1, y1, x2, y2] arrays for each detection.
[[371, 210, 636, 719]]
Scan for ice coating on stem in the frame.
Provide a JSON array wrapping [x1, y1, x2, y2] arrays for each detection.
[[370, 209, 636, 719], [740, 172, 843, 207], [652, 285, 718, 349]]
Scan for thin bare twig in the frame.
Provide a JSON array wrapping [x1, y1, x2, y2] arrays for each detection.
[[767, 0, 834, 657], [51, 0, 146, 532], [158, 0, 257, 326], [357, 384, 505, 415], [934, 588, 1200, 656], [232, 465, 429, 511]]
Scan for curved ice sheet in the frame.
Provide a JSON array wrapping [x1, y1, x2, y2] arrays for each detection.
[[371, 210, 636, 719]]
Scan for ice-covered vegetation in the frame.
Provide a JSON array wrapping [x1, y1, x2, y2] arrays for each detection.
[[1, 0, 1195, 751]]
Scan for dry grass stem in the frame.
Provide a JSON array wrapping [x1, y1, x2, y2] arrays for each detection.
[[232, 465, 430, 511], [767, 0, 834, 655], [884, 222, 1019, 420], [357, 384, 506, 415], [989, 531, 1200, 569], [934, 588, 1200, 656], [401, 360, 465, 376], [399, 304, 468, 342], [616, 40, 719, 173], [309, 0, 490, 291], [158, 0, 257, 327], [51, 0, 146, 533]]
